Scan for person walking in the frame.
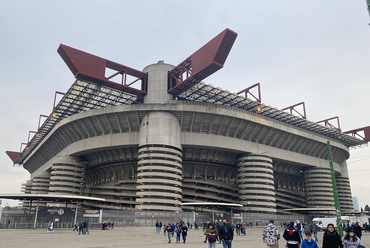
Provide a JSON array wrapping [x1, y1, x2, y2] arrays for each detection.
[[322, 223, 343, 248], [341, 227, 365, 248], [301, 230, 318, 248], [310, 222, 319, 242], [235, 222, 241, 236], [262, 219, 280, 248], [166, 222, 174, 243], [296, 220, 303, 240], [283, 221, 301, 248], [204, 222, 218, 248], [181, 223, 188, 243], [219, 219, 233, 248], [155, 221, 160, 233], [353, 222, 362, 240], [175, 223, 182, 243]]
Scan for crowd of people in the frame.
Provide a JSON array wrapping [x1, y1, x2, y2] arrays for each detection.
[[263, 219, 366, 248], [72, 220, 90, 234], [154, 218, 366, 248]]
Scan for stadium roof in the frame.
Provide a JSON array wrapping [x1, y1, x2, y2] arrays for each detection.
[[7, 28, 367, 165], [11, 79, 365, 166]]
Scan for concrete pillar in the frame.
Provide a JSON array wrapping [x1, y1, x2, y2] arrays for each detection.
[[136, 111, 182, 211], [336, 162, 353, 211], [31, 171, 51, 208], [142, 63, 175, 104], [237, 154, 276, 214], [304, 168, 334, 209], [49, 156, 85, 195], [21, 179, 33, 208]]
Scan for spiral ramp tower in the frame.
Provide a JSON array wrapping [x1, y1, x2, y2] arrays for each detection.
[[49, 156, 86, 195], [304, 168, 335, 212], [336, 176, 353, 212], [237, 154, 276, 214]]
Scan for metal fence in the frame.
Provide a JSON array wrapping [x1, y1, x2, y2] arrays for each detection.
[[0, 208, 305, 229]]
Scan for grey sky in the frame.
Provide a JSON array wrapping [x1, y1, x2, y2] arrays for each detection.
[[0, 0, 369, 208]]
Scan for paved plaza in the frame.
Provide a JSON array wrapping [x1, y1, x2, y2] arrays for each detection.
[[0, 226, 369, 248]]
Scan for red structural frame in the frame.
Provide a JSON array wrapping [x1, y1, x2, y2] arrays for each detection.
[[317, 116, 341, 132], [57, 44, 148, 98], [53, 91, 65, 110], [168, 28, 238, 95], [344, 126, 370, 142], [281, 102, 307, 119], [237, 83, 261, 103], [38, 114, 48, 130]]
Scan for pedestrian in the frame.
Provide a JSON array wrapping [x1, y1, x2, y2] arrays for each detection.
[[47, 222, 54, 232], [176, 223, 181, 243], [353, 222, 362, 240], [322, 223, 343, 248], [181, 223, 188, 243], [283, 221, 301, 248], [166, 222, 173, 243], [341, 227, 365, 248], [310, 222, 319, 242], [301, 230, 318, 248], [204, 222, 218, 248], [218, 219, 233, 248], [262, 219, 280, 248], [155, 221, 160, 233], [236, 222, 241, 236], [85, 220, 89, 235], [296, 220, 303, 240]]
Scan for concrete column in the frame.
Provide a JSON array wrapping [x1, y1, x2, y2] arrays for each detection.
[[237, 154, 276, 214], [136, 111, 182, 211], [304, 167, 334, 209], [142, 63, 175, 104], [49, 156, 85, 195], [21, 179, 33, 208], [336, 162, 353, 211], [31, 171, 51, 208]]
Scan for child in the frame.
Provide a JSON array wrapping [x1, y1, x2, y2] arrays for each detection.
[[301, 230, 318, 248]]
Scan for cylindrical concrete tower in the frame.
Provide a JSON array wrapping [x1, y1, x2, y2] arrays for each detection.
[[136, 112, 183, 211], [31, 171, 51, 194], [237, 154, 276, 214], [136, 63, 182, 211], [49, 156, 86, 195], [143, 63, 175, 104], [304, 168, 335, 209], [31, 171, 51, 208], [336, 162, 353, 211], [21, 179, 33, 208]]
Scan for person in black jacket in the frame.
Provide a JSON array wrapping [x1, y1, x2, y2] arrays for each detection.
[[354, 222, 362, 240], [283, 221, 301, 248], [218, 219, 234, 248], [322, 223, 343, 248]]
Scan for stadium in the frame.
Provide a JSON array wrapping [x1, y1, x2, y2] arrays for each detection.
[[5, 29, 370, 223]]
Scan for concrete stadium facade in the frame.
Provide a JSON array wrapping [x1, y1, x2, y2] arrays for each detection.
[[17, 62, 356, 216]]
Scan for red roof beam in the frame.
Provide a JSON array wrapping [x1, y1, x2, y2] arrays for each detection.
[[57, 44, 148, 98], [5, 151, 21, 164], [317, 116, 341, 132], [237, 83, 261, 103], [281, 102, 307, 119], [344, 126, 370, 142], [168, 28, 238, 95]]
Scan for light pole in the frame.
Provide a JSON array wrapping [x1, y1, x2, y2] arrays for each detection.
[[327, 141, 343, 236]]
